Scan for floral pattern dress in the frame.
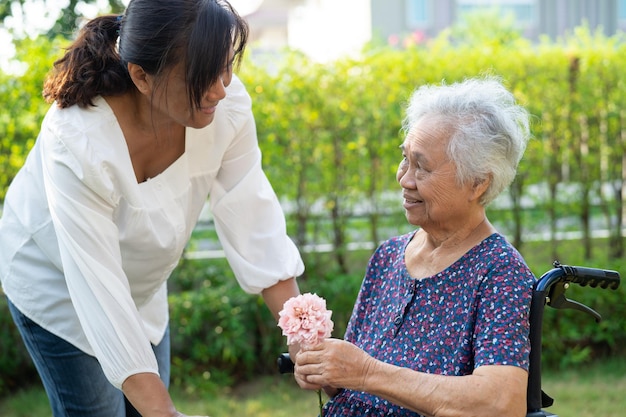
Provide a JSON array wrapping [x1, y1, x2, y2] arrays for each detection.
[[324, 231, 535, 416]]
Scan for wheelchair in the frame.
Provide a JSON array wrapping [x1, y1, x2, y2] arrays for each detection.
[[277, 261, 621, 417]]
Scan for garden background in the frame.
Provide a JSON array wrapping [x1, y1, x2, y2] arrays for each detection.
[[0, 8, 625, 415]]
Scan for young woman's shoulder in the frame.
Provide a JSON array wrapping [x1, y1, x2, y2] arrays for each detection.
[[40, 97, 130, 201], [43, 96, 118, 143]]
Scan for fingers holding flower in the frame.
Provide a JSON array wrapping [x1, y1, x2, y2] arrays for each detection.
[[296, 338, 376, 393]]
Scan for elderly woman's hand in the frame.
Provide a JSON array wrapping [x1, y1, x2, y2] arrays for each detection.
[[297, 340, 529, 417], [294, 338, 376, 394]]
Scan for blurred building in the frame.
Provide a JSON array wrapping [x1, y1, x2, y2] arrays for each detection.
[[239, 0, 625, 61], [373, 0, 621, 42], [242, 0, 371, 62]]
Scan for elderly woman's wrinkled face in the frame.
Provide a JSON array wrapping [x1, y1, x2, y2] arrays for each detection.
[[396, 118, 476, 229]]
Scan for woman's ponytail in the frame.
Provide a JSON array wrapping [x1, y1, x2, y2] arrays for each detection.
[[43, 15, 131, 108]]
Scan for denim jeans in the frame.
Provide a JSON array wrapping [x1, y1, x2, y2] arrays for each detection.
[[7, 298, 170, 417]]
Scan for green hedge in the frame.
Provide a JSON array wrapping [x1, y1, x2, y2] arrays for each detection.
[[237, 26, 626, 261]]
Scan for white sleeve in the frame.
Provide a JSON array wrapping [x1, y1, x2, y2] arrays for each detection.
[[209, 86, 304, 294], [40, 123, 158, 389]]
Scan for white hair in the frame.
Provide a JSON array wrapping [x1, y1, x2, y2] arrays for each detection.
[[402, 76, 531, 205]]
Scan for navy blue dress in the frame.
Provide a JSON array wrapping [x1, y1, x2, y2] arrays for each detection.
[[324, 231, 535, 416]]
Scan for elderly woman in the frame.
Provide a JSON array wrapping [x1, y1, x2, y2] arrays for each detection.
[[295, 77, 535, 417]]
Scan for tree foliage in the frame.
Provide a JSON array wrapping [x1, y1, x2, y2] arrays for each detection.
[[1, 0, 125, 38], [3, 22, 625, 258], [0, 35, 66, 200], [241, 28, 626, 265]]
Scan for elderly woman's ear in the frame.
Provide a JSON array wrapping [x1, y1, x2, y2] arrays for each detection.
[[471, 174, 492, 202]]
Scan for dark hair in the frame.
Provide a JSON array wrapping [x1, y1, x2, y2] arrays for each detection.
[[43, 0, 248, 109]]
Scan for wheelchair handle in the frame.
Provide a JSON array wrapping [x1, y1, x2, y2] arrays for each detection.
[[277, 352, 295, 374], [535, 261, 620, 292], [527, 261, 621, 413]]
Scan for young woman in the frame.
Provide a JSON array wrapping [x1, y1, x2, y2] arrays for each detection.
[[0, 1, 303, 416]]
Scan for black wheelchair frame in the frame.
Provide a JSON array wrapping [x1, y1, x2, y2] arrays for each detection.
[[277, 261, 621, 417], [526, 261, 620, 416]]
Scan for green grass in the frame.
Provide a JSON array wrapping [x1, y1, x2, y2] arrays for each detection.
[[2, 358, 625, 417], [0, 375, 313, 417], [0, 388, 52, 417], [171, 376, 314, 417], [541, 357, 626, 417]]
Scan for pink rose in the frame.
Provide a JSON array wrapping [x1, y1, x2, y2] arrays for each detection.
[[278, 293, 334, 350]]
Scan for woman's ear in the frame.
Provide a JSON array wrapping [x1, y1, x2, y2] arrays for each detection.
[[127, 63, 151, 94], [470, 174, 492, 202]]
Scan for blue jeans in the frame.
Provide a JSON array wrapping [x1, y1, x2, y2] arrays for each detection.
[[7, 298, 171, 417]]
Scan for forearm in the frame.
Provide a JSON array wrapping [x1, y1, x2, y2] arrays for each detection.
[[262, 277, 301, 362], [362, 361, 527, 417], [122, 373, 180, 417], [261, 277, 300, 320]]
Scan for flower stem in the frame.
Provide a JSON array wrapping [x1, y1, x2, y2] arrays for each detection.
[[317, 389, 323, 416]]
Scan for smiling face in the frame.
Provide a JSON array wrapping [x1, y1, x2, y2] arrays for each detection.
[[396, 117, 482, 233], [132, 48, 235, 130]]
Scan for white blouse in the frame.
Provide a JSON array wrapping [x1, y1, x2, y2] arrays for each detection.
[[0, 75, 304, 389]]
